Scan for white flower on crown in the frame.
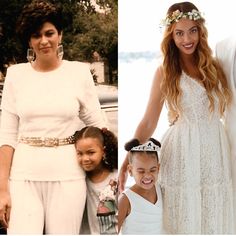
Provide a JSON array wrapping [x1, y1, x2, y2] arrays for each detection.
[[160, 9, 203, 27]]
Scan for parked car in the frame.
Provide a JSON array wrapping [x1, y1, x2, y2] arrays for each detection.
[[97, 85, 118, 136]]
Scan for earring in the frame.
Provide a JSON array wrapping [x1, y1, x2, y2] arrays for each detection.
[[27, 48, 35, 63], [128, 169, 133, 177], [103, 155, 109, 165], [57, 44, 64, 60]]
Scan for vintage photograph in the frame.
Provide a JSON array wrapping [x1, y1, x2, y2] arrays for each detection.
[[0, 0, 117, 234]]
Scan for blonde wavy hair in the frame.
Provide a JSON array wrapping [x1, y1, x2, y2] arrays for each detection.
[[160, 2, 231, 123]]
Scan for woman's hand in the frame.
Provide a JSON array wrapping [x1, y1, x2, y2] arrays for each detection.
[[0, 188, 11, 228], [118, 153, 129, 194], [0, 145, 14, 228], [118, 166, 128, 194]]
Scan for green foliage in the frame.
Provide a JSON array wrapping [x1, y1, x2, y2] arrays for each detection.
[[0, 0, 117, 82]]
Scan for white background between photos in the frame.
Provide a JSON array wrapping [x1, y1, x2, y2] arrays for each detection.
[[118, 0, 236, 186]]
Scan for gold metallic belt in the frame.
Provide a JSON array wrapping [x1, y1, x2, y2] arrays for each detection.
[[19, 135, 75, 147]]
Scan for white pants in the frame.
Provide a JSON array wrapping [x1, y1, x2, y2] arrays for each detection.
[[7, 179, 86, 234]]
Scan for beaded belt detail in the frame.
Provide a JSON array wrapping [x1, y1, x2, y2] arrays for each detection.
[[19, 135, 75, 147]]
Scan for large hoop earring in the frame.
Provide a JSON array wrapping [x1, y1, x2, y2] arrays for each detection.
[[27, 48, 35, 63], [57, 44, 64, 60]]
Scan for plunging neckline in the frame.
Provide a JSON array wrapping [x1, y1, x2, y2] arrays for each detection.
[[129, 185, 159, 206], [182, 71, 205, 90]]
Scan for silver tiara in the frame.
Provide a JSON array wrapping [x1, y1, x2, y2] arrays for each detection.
[[131, 140, 160, 152]]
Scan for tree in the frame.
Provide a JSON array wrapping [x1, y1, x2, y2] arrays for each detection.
[[0, 0, 29, 73], [66, 0, 118, 83]]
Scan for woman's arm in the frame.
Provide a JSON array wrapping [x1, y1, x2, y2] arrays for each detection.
[[119, 66, 164, 192], [118, 152, 129, 193], [0, 67, 19, 227], [134, 66, 164, 143], [79, 63, 107, 128], [118, 193, 130, 233], [0, 145, 14, 228]]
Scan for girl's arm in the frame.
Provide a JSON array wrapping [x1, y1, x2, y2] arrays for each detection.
[[118, 193, 130, 233], [119, 66, 164, 192]]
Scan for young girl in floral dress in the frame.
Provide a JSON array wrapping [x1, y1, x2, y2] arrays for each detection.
[[74, 126, 118, 234]]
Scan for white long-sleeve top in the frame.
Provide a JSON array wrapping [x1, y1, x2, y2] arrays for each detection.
[[0, 60, 106, 181]]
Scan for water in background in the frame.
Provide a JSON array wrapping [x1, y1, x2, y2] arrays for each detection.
[[119, 52, 169, 187]]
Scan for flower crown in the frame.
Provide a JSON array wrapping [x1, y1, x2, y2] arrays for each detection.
[[161, 9, 203, 27], [131, 140, 160, 152]]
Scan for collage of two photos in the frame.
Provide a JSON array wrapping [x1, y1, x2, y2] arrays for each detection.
[[0, 0, 236, 234], [119, 0, 236, 234]]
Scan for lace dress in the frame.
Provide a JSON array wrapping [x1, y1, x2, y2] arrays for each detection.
[[159, 72, 234, 234]]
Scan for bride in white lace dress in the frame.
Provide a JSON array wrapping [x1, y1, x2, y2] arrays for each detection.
[[119, 2, 234, 234], [160, 70, 233, 233]]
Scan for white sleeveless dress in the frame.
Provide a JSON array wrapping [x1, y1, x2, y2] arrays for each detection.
[[159, 71, 234, 234], [121, 184, 164, 234]]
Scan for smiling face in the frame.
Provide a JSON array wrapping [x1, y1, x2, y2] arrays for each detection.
[[29, 22, 62, 62], [75, 137, 105, 172], [128, 152, 159, 190], [172, 18, 199, 57]]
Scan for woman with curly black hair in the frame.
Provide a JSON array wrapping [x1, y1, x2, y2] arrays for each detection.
[[0, 0, 106, 234], [74, 126, 118, 234]]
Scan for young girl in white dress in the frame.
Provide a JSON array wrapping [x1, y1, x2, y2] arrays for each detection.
[[118, 138, 164, 234], [74, 126, 118, 234], [119, 1, 234, 234]]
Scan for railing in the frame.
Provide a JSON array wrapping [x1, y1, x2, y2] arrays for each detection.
[[99, 93, 118, 111], [99, 93, 118, 135]]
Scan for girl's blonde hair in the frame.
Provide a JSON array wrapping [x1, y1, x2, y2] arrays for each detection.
[[160, 2, 231, 123]]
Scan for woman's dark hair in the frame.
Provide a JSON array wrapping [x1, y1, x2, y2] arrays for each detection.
[[16, 0, 62, 47], [74, 126, 118, 171]]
